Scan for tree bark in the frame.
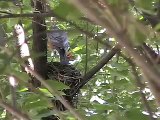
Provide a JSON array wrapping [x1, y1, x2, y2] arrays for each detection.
[[32, 0, 47, 87]]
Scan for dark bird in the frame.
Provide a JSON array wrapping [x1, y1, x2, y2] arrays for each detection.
[[47, 26, 73, 64]]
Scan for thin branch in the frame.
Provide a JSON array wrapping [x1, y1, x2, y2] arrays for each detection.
[[0, 99, 31, 120], [84, 22, 88, 75], [0, 12, 55, 19], [6, 13, 111, 51], [70, 0, 160, 105], [128, 0, 160, 27], [56, 16, 111, 48], [0, 10, 12, 15], [124, 56, 156, 120], [10, 85, 17, 109], [96, 26, 99, 54], [82, 44, 120, 84], [69, 44, 121, 96]]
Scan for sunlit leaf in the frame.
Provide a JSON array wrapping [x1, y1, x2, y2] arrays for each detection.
[[45, 80, 70, 91]]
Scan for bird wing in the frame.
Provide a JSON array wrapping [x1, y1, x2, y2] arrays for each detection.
[[47, 28, 70, 52]]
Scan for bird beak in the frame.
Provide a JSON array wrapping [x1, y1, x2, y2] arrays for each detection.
[[66, 52, 74, 61]]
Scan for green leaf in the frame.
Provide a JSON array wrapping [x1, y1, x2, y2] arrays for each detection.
[[53, 0, 82, 20], [22, 93, 50, 111], [125, 109, 148, 120], [45, 80, 70, 91], [39, 88, 53, 97], [154, 23, 160, 31], [93, 103, 109, 111], [135, 0, 153, 11], [25, 99, 49, 110], [87, 114, 106, 120]]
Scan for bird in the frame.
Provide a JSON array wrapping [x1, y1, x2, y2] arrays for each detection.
[[47, 25, 73, 65]]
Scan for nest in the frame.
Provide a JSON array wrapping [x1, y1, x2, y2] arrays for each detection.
[[47, 62, 82, 110]]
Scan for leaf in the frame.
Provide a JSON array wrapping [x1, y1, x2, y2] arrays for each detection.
[[108, 0, 119, 5], [87, 114, 106, 120], [0, 2, 10, 8], [31, 109, 54, 120], [25, 100, 49, 110], [154, 23, 160, 31], [12, 71, 30, 83], [128, 24, 146, 46], [125, 109, 148, 120], [72, 46, 84, 52], [135, 0, 153, 11], [93, 103, 109, 111], [45, 80, 70, 91], [39, 88, 53, 97], [22, 93, 50, 111], [53, 0, 82, 20]]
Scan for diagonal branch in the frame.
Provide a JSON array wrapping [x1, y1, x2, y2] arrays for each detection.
[[0, 99, 31, 120], [69, 44, 121, 96], [0, 12, 55, 19], [123, 55, 156, 120], [82, 44, 120, 85], [70, 0, 160, 105]]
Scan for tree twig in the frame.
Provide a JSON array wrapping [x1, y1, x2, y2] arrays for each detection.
[[69, 44, 121, 96], [0, 12, 55, 19], [84, 22, 88, 75], [82, 44, 120, 85], [0, 99, 31, 120], [125, 56, 156, 120], [0, 10, 12, 15], [70, 0, 160, 105]]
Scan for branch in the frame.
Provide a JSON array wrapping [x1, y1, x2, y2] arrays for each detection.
[[32, 0, 48, 87], [128, 0, 160, 27], [0, 99, 31, 120], [84, 22, 89, 75], [55, 16, 111, 48], [0, 10, 12, 15], [70, 0, 160, 105], [123, 55, 156, 120], [69, 44, 121, 96], [142, 43, 160, 64], [82, 44, 120, 84], [4, 10, 111, 49], [0, 12, 55, 19]]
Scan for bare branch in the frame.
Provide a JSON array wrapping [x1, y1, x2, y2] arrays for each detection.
[[70, 0, 160, 105], [124, 56, 156, 120], [0, 99, 31, 120], [0, 12, 55, 19], [0, 10, 12, 15], [82, 44, 120, 85], [70, 44, 121, 96]]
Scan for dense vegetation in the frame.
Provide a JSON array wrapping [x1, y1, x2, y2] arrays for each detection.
[[0, 0, 160, 120]]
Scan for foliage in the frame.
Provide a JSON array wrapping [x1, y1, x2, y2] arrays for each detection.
[[0, 0, 159, 120]]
